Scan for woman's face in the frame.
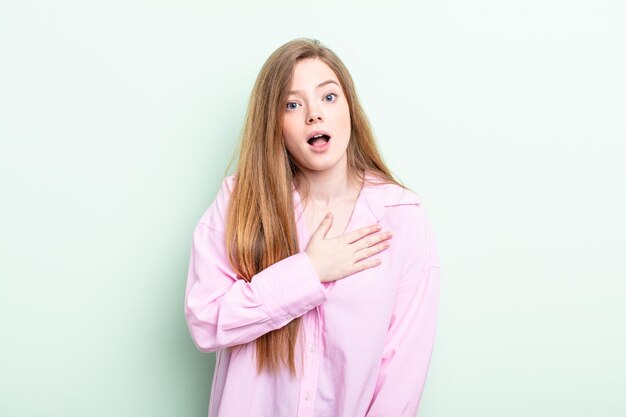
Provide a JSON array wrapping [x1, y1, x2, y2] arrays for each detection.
[[281, 58, 351, 176]]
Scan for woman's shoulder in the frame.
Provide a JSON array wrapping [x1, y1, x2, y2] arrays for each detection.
[[219, 174, 237, 196], [363, 171, 422, 208], [197, 175, 238, 231]]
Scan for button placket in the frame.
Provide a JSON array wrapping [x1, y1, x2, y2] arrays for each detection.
[[296, 308, 321, 417]]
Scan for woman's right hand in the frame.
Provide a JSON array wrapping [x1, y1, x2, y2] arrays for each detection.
[[305, 213, 393, 283]]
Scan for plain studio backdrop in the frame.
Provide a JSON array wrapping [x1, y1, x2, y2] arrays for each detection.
[[0, 1, 624, 416]]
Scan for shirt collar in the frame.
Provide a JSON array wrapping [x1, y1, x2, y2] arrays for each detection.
[[361, 171, 420, 222], [291, 171, 419, 224]]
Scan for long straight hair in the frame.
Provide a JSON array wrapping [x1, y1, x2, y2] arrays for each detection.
[[225, 38, 401, 376]]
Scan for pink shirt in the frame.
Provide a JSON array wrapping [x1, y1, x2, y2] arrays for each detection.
[[184, 173, 441, 417]]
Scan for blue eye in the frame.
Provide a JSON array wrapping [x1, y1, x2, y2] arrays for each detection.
[[324, 93, 337, 102], [286, 102, 300, 110]]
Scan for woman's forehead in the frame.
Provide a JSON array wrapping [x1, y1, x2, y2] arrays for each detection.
[[288, 58, 341, 92]]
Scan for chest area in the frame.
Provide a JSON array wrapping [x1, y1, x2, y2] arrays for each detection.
[[301, 201, 357, 239]]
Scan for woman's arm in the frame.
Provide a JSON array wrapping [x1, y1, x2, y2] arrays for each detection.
[[184, 222, 327, 352], [366, 205, 441, 416], [365, 265, 440, 416], [184, 176, 392, 353]]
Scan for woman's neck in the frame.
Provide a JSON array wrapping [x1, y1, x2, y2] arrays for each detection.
[[297, 163, 362, 206]]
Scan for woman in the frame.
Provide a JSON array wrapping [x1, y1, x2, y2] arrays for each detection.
[[184, 38, 440, 417]]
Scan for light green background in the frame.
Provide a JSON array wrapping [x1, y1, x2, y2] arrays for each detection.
[[1, 1, 625, 416]]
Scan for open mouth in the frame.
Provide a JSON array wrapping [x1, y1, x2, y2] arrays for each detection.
[[307, 133, 331, 146]]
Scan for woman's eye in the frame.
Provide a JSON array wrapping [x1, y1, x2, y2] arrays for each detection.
[[324, 93, 337, 102], [286, 102, 300, 110]]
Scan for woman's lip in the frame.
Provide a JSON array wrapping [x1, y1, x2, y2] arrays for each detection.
[[309, 137, 331, 153], [307, 130, 331, 141]]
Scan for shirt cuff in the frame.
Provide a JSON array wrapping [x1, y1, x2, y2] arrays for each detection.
[[251, 252, 328, 327]]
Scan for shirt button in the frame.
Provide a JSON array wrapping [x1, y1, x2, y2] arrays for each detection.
[[304, 392, 311, 401], [309, 346, 315, 353], [305, 304, 312, 309]]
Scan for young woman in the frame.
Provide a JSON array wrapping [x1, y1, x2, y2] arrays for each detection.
[[184, 38, 440, 417]]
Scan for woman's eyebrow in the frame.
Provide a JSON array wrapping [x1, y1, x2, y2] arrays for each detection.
[[288, 80, 339, 95]]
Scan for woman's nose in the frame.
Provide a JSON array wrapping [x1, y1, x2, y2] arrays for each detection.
[[307, 111, 323, 124]]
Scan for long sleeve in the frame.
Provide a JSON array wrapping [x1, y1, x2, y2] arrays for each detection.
[[185, 223, 328, 352], [366, 204, 441, 417], [184, 178, 328, 353]]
